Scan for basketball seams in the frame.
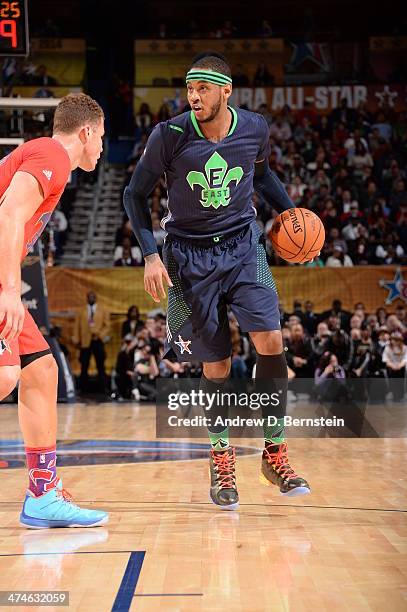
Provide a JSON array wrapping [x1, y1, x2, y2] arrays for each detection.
[[280, 212, 304, 249], [299, 208, 307, 253], [271, 238, 298, 257], [305, 217, 322, 256]]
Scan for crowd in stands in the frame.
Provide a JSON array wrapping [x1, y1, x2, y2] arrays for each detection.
[[111, 299, 407, 404], [115, 97, 407, 267]]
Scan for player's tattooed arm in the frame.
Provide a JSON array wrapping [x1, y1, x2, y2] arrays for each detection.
[[123, 162, 173, 302], [0, 171, 44, 341], [253, 159, 295, 214]]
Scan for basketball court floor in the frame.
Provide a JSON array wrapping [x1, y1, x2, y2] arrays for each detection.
[[1, 401, 406, 611]]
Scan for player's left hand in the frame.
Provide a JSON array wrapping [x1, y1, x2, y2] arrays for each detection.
[[144, 253, 173, 303], [302, 250, 321, 264]]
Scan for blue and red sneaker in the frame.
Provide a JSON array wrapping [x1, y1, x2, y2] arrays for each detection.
[[20, 478, 108, 529]]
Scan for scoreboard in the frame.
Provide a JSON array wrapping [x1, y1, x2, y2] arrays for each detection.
[[0, 0, 28, 56]]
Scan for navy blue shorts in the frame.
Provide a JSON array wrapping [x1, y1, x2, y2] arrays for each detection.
[[162, 222, 280, 363]]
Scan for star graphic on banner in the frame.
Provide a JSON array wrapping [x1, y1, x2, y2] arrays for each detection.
[[289, 42, 330, 71], [174, 335, 192, 355], [375, 85, 398, 108], [379, 268, 407, 304]]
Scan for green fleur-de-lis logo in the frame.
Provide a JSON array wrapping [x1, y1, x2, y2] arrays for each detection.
[[186, 151, 243, 209]]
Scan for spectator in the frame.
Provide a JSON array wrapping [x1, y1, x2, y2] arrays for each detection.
[[326, 245, 354, 267], [135, 103, 153, 134], [133, 342, 159, 401], [114, 236, 143, 265], [325, 328, 351, 366], [115, 219, 140, 248], [258, 19, 273, 37], [232, 64, 250, 86], [375, 234, 405, 264], [33, 64, 58, 87], [114, 239, 140, 266], [371, 112, 392, 142], [288, 175, 307, 204], [315, 352, 347, 402], [382, 332, 407, 401], [50, 209, 68, 259], [311, 322, 331, 362], [285, 323, 314, 383], [303, 300, 318, 335], [157, 103, 171, 122], [348, 142, 374, 179], [114, 334, 137, 400], [270, 116, 292, 141], [253, 62, 274, 86], [121, 305, 144, 338], [72, 292, 111, 394]]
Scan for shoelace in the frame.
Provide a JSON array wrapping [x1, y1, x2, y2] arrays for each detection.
[[55, 486, 79, 509], [264, 442, 298, 481], [212, 448, 236, 489]]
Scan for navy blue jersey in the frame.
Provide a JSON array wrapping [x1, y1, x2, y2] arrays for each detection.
[[139, 107, 270, 239]]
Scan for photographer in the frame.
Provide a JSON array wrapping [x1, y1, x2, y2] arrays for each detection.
[[310, 322, 331, 366], [314, 352, 346, 402], [133, 341, 159, 401], [114, 334, 137, 400]]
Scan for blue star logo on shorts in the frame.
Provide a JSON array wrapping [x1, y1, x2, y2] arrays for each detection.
[[174, 335, 192, 355], [379, 268, 407, 305]]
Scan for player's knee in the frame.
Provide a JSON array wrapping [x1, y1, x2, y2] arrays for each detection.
[[21, 354, 58, 386], [0, 366, 20, 399], [203, 358, 231, 380], [251, 330, 283, 355]]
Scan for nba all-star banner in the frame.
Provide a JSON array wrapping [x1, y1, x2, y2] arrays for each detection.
[[134, 83, 407, 115], [21, 242, 75, 402]]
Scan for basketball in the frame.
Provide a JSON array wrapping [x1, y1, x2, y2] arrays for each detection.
[[268, 208, 325, 263]]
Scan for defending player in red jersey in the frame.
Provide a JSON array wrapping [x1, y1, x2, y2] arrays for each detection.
[[0, 93, 109, 528]]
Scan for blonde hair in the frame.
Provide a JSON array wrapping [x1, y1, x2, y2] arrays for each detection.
[[53, 93, 104, 134]]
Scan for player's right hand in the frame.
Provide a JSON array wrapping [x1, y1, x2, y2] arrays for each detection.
[[144, 254, 173, 303], [0, 289, 25, 342]]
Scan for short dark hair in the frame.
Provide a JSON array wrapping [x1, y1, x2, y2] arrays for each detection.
[[53, 93, 104, 135], [190, 54, 231, 78]]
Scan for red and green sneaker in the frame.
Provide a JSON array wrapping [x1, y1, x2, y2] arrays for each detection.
[[209, 447, 239, 510], [260, 442, 310, 497]]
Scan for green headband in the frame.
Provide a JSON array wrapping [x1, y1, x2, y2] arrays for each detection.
[[185, 69, 232, 86]]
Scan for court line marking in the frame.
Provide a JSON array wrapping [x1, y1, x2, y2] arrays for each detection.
[[0, 550, 139, 557], [134, 593, 203, 597], [16, 501, 401, 513], [112, 551, 145, 612], [1, 501, 406, 513]]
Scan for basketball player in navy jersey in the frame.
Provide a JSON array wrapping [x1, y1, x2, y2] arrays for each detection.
[[124, 55, 311, 509]]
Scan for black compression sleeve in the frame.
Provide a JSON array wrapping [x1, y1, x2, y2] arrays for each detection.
[[253, 159, 295, 214], [123, 162, 161, 258]]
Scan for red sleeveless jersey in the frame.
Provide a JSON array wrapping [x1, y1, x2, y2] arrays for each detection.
[[0, 137, 71, 260]]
